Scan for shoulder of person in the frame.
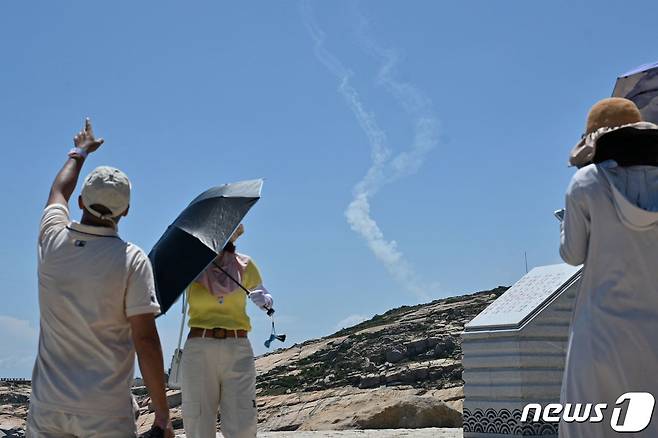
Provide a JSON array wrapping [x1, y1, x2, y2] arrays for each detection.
[[569, 164, 604, 194], [39, 203, 70, 229], [39, 203, 71, 246], [238, 253, 257, 269], [125, 242, 151, 267], [242, 255, 263, 282]]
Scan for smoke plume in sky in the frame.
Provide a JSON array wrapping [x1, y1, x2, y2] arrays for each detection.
[[301, 1, 440, 299]]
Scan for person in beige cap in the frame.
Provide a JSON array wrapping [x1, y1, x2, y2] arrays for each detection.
[[26, 118, 174, 438], [560, 98, 658, 437]]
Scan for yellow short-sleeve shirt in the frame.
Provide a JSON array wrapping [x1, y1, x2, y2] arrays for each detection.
[[187, 259, 262, 331]]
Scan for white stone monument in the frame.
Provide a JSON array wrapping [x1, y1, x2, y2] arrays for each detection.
[[462, 263, 581, 437]]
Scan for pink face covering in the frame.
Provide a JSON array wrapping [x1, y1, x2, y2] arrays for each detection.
[[195, 252, 251, 297]]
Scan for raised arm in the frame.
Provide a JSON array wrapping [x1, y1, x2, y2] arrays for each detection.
[[47, 118, 104, 207]]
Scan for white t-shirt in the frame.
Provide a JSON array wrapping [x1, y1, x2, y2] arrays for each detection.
[[31, 204, 160, 418]]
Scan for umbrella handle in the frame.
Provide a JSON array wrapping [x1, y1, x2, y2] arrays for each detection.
[[213, 261, 256, 297], [213, 262, 275, 316]]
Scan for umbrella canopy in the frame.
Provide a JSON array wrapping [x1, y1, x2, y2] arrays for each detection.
[[149, 179, 263, 315], [613, 61, 658, 124]]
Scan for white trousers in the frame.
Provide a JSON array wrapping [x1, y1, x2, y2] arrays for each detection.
[[26, 402, 136, 437], [181, 337, 257, 438]]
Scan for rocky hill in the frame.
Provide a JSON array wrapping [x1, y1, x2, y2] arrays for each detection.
[[252, 287, 506, 431], [0, 286, 505, 435]]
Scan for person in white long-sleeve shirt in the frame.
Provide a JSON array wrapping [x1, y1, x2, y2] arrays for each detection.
[[559, 98, 658, 437]]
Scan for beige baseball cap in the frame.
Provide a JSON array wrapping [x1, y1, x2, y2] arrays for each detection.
[[81, 166, 131, 219]]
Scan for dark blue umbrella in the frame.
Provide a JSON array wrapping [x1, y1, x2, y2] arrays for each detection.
[[149, 179, 263, 315], [613, 61, 658, 124]]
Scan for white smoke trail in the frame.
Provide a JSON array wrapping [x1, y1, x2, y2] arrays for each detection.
[[301, 1, 440, 299], [352, 8, 440, 183]]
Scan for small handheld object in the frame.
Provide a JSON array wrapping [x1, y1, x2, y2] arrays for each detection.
[[554, 208, 565, 223], [264, 319, 287, 348]]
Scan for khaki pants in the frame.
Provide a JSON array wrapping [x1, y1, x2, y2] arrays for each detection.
[[181, 337, 257, 438], [26, 403, 136, 437]]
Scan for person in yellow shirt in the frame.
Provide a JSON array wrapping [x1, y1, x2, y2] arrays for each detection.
[[181, 225, 272, 438]]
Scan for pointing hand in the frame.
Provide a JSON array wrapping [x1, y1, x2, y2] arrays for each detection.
[[74, 117, 104, 154]]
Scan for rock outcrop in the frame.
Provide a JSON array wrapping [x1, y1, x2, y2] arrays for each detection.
[[253, 287, 505, 431], [257, 386, 464, 431]]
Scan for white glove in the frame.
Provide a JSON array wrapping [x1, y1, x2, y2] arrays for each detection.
[[249, 286, 273, 311]]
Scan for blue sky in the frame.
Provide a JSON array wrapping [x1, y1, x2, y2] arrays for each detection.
[[1, 0, 657, 377]]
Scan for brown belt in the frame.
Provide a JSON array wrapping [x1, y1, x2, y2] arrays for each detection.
[[188, 327, 248, 339]]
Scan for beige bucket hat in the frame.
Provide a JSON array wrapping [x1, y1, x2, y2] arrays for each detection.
[[570, 98, 643, 167]]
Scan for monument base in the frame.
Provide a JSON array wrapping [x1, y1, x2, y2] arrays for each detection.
[[461, 264, 580, 438]]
